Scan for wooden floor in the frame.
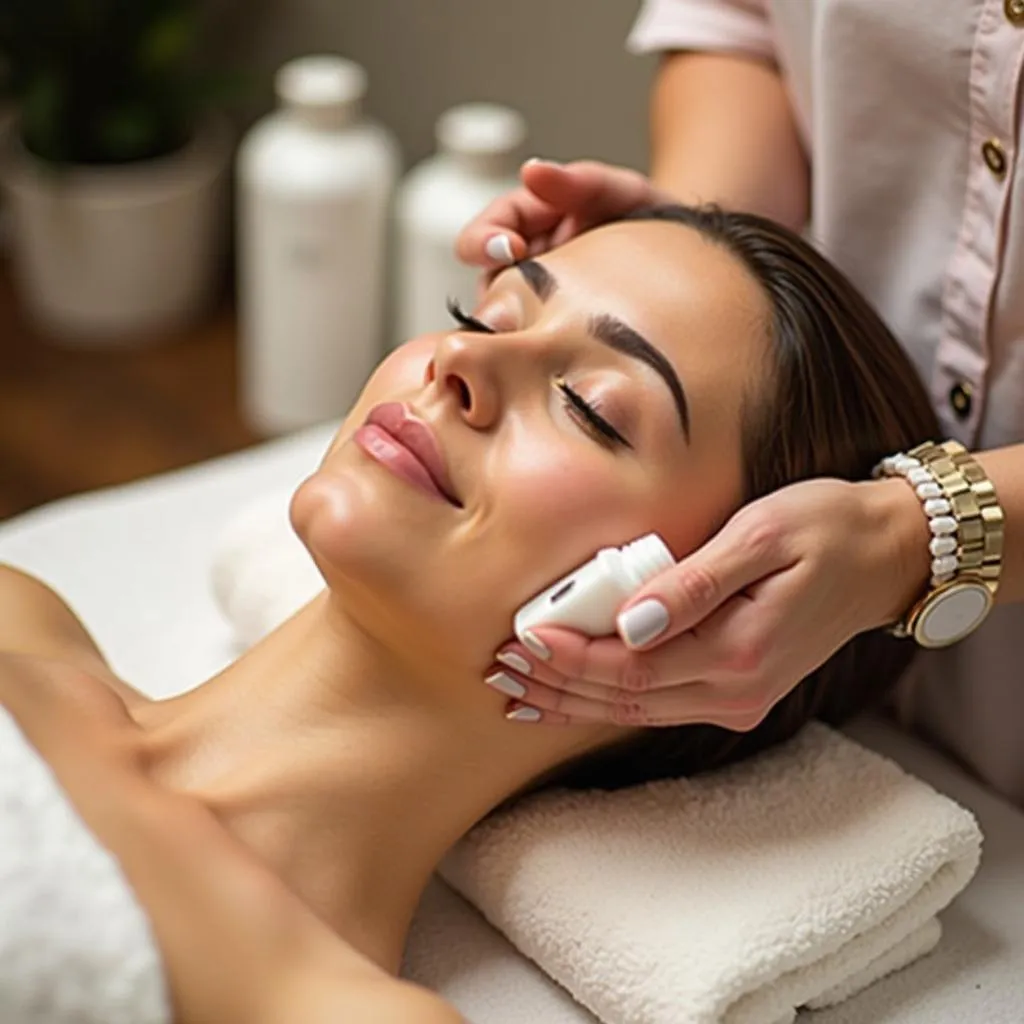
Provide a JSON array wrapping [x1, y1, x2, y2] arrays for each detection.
[[0, 260, 261, 521]]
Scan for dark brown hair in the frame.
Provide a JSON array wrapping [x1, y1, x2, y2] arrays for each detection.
[[549, 204, 938, 791]]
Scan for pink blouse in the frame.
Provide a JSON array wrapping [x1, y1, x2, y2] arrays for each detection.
[[630, 0, 1024, 806]]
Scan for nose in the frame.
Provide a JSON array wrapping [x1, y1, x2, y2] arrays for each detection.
[[425, 329, 505, 428]]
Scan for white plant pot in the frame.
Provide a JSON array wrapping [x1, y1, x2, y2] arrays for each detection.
[[0, 116, 231, 345]]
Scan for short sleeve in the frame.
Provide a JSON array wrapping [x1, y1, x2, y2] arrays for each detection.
[[628, 0, 776, 62]]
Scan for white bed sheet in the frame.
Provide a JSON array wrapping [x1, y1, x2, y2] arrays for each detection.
[[0, 424, 1021, 1024]]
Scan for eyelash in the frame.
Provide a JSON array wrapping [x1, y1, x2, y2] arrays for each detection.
[[446, 298, 632, 451], [556, 380, 632, 450], [447, 297, 494, 334]]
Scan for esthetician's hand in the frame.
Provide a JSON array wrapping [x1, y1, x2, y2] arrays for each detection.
[[486, 478, 931, 728], [457, 159, 672, 271]]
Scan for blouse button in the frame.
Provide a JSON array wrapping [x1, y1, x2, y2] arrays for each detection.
[[1006, 0, 1024, 25], [949, 382, 973, 420], [982, 139, 1007, 179]]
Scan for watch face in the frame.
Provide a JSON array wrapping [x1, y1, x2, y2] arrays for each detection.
[[915, 581, 993, 648]]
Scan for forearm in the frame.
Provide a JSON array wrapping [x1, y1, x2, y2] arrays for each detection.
[[649, 52, 809, 231]]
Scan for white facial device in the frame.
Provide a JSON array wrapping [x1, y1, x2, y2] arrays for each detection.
[[513, 533, 674, 641]]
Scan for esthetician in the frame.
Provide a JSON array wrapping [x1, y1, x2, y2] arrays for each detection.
[[457, 0, 1024, 807]]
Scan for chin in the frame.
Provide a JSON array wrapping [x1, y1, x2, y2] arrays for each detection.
[[290, 472, 513, 670], [292, 454, 442, 592], [292, 460, 416, 580]]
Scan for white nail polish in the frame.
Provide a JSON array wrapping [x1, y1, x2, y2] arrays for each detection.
[[617, 599, 670, 648], [485, 234, 515, 264], [496, 651, 532, 675], [506, 706, 542, 723], [485, 671, 527, 699], [521, 630, 552, 660]]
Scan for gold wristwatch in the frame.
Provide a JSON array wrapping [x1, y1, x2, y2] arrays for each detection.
[[875, 440, 1004, 649]]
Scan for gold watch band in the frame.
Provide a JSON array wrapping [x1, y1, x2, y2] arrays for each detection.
[[907, 440, 1004, 594], [874, 439, 1005, 644]]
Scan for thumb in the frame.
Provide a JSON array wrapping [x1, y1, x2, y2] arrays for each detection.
[[616, 518, 787, 649]]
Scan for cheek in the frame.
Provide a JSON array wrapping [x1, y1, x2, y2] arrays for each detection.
[[492, 436, 620, 524], [479, 434, 652, 608]]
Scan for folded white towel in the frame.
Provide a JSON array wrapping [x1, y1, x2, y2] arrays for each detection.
[[211, 491, 984, 1024], [439, 723, 981, 1024], [0, 707, 168, 1024]]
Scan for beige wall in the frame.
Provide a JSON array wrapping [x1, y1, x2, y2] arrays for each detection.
[[221, 0, 655, 170]]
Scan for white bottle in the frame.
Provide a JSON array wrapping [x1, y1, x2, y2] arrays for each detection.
[[393, 103, 527, 347], [237, 55, 400, 435], [514, 534, 675, 640]]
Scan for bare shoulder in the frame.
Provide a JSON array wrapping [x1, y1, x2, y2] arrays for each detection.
[[0, 563, 147, 707]]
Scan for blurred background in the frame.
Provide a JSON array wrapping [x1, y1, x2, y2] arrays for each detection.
[[0, 1, 655, 520]]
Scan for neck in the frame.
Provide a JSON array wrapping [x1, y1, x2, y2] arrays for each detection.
[[135, 593, 607, 972]]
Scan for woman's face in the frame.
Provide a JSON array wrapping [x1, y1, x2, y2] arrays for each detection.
[[291, 219, 771, 668]]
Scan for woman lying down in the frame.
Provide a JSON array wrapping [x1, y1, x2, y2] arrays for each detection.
[[0, 205, 938, 1024]]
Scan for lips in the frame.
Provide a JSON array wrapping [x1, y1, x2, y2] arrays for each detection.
[[360, 403, 462, 507]]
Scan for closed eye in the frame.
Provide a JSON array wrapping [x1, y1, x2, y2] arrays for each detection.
[[556, 380, 632, 451], [447, 298, 494, 334], [447, 298, 631, 450]]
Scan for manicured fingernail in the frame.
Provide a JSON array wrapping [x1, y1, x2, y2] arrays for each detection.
[[617, 599, 670, 648], [524, 157, 559, 168], [496, 651, 532, 675], [506, 705, 542, 723], [485, 671, 527, 699], [520, 630, 551, 660], [485, 234, 515, 265]]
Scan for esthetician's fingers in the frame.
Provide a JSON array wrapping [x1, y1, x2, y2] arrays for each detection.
[[603, 675, 789, 729], [485, 663, 620, 714], [500, 628, 721, 692], [499, 678, 767, 729], [614, 507, 798, 651], [488, 663, 724, 727], [520, 160, 669, 236], [488, 604, 792, 728], [457, 159, 667, 269], [492, 642, 652, 701], [474, 228, 554, 300], [456, 185, 563, 269]]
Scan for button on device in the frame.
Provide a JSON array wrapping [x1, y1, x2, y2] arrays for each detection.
[[1006, 0, 1024, 25], [949, 381, 973, 419], [982, 138, 1007, 178]]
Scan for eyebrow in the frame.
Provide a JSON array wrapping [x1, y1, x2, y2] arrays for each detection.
[[516, 259, 691, 440]]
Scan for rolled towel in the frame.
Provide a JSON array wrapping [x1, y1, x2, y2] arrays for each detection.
[[439, 722, 982, 1024], [210, 487, 324, 647]]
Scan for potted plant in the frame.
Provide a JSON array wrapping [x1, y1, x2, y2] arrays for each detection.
[[0, 0, 234, 343]]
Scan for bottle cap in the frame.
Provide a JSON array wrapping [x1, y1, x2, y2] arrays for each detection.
[[436, 103, 526, 174], [620, 534, 674, 585], [276, 55, 366, 128]]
